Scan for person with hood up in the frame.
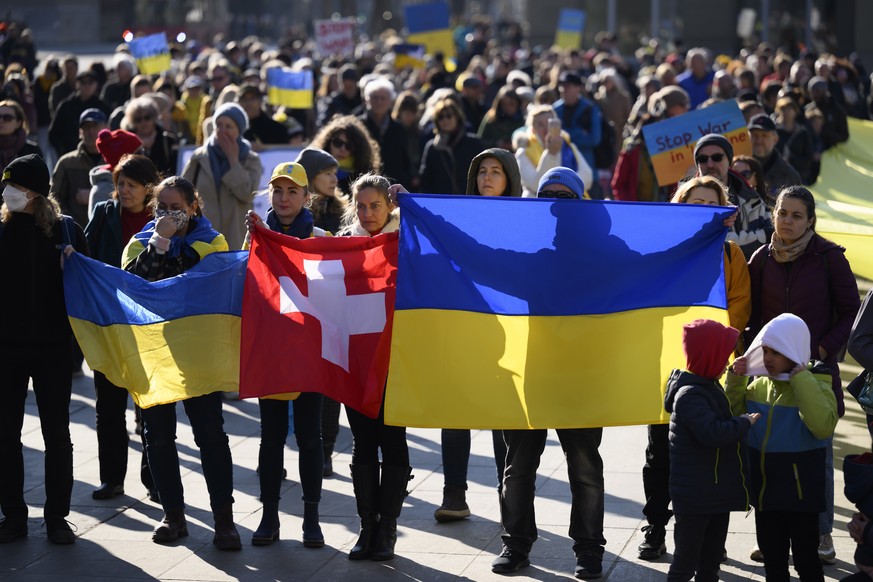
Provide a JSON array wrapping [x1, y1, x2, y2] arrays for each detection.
[[466, 148, 522, 197], [664, 319, 759, 582], [181, 102, 262, 251], [726, 313, 838, 582], [87, 128, 143, 216]]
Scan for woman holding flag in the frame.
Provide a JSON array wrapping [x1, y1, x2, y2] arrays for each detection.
[[243, 161, 327, 548], [122, 175, 242, 550], [338, 173, 410, 562]]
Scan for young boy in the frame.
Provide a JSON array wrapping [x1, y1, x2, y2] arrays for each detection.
[[665, 319, 760, 582], [727, 313, 838, 581]]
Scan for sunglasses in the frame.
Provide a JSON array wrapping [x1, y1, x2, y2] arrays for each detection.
[[437, 112, 455, 120], [736, 169, 754, 179], [537, 189, 578, 199], [0, 113, 17, 122], [695, 153, 725, 164], [330, 137, 351, 150], [134, 114, 154, 123]]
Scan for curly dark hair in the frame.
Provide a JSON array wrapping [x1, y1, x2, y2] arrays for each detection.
[[310, 115, 382, 180]]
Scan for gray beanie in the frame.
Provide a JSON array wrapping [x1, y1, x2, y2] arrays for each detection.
[[294, 147, 338, 181], [214, 102, 249, 133], [693, 133, 734, 163]]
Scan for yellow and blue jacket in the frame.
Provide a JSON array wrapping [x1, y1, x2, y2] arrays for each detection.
[[122, 216, 227, 282], [725, 362, 837, 513]]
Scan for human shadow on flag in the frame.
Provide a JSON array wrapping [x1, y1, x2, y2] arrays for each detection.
[[395, 196, 729, 430]]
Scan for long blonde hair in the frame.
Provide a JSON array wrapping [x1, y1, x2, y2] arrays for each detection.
[[1, 194, 62, 238]]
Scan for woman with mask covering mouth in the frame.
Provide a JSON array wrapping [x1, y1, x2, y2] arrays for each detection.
[[121, 175, 242, 550], [0, 154, 88, 545]]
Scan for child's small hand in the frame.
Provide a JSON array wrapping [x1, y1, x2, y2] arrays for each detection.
[[743, 412, 761, 425], [849, 512, 870, 544], [730, 356, 747, 375], [788, 363, 806, 378]]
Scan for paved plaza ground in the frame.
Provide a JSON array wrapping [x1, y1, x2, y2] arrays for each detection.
[[1, 365, 870, 581]]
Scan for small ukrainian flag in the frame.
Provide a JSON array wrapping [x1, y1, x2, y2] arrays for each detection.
[[266, 67, 314, 109], [128, 32, 171, 75]]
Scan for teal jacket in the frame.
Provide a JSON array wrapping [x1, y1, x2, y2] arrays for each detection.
[[726, 362, 837, 513]]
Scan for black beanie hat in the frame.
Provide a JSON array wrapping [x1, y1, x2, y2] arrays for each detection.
[[2, 154, 50, 196], [294, 148, 339, 183], [693, 133, 734, 164]]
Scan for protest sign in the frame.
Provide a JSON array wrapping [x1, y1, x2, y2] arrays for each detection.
[[314, 18, 356, 57]]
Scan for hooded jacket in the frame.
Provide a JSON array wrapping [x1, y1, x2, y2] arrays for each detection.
[[726, 314, 838, 513], [88, 164, 114, 217], [465, 148, 522, 197], [725, 169, 772, 260]]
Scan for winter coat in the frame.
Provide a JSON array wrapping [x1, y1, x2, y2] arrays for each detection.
[[725, 170, 772, 260], [359, 114, 413, 186], [664, 369, 752, 515], [726, 362, 837, 513], [759, 149, 802, 198], [777, 125, 816, 185], [49, 143, 105, 228], [724, 240, 752, 343], [748, 233, 861, 415], [849, 289, 873, 371], [84, 199, 126, 267], [48, 93, 111, 156], [420, 132, 485, 195], [123, 215, 227, 281], [465, 148, 522, 197], [88, 164, 114, 217], [552, 97, 602, 171], [515, 132, 593, 198], [181, 145, 262, 252]]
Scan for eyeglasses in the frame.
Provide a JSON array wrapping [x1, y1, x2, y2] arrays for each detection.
[[0, 113, 17, 122], [330, 137, 351, 150], [537, 189, 578, 199], [134, 114, 154, 123], [695, 153, 726, 165]]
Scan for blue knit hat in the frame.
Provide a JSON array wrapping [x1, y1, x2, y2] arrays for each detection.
[[537, 167, 585, 199], [214, 103, 249, 133]]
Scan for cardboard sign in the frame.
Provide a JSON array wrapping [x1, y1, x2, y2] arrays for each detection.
[[642, 100, 752, 186], [315, 18, 356, 57]]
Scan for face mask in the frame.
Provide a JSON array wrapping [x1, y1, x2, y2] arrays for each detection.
[[2, 185, 30, 212], [155, 209, 189, 231]]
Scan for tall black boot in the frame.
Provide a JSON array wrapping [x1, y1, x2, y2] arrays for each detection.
[[348, 464, 379, 560], [371, 465, 413, 561]]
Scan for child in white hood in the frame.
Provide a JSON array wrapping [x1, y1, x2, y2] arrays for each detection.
[[726, 313, 838, 581]]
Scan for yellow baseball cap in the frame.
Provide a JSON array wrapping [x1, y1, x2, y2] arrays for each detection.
[[269, 162, 308, 187]]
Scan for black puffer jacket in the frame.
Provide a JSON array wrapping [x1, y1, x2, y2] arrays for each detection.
[[664, 369, 752, 515]]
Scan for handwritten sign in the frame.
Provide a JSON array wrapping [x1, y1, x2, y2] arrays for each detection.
[[315, 18, 356, 57], [642, 100, 752, 186]]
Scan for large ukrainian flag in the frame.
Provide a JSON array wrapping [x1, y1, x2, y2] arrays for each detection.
[[64, 251, 248, 408], [385, 195, 734, 429]]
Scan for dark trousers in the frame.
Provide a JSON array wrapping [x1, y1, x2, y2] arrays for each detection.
[[142, 392, 234, 513], [94, 371, 154, 490], [500, 428, 605, 557], [0, 343, 73, 521], [258, 393, 323, 503], [321, 396, 341, 451], [441, 428, 507, 490], [643, 423, 672, 527], [345, 404, 408, 469], [755, 510, 824, 582], [667, 513, 729, 582]]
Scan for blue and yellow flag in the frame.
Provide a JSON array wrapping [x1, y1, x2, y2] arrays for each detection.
[[128, 33, 171, 75], [385, 195, 733, 429], [394, 44, 426, 69], [266, 67, 314, 109], [63, 252, 248, 408], [555, 9, 586, 50], [404, 2, 455, 59], [810, 118, 873, 280]]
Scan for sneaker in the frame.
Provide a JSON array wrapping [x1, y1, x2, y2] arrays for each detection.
[[637, 524, 667, 560], [492, 547, 530, 574], [45, 518, 76, 544], [575, 555, 603, 579], [434, 486, 471, 523], [0, 518, 27, 543], [818, 533, 836, 565], [749, 545, 764, 562]]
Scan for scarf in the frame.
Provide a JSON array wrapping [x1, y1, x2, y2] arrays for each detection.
[[133, 215, 220, 259], [770, 228, 814, 263], [523, 131, 578, 172], [0, 128, 27, 169], [205, 134, 252, 191], [265, 207, 314, 239]]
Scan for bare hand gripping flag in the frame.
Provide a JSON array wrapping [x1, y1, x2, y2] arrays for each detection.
[[64, 251, 247, 408], [386, 194, 734, 429], [239, 227, 398, 418]]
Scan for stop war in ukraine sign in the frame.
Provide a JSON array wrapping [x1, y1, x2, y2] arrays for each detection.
[[642, 100, 751, 186]]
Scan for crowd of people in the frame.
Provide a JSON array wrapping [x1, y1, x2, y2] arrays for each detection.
[[1, 17, 873, 581]]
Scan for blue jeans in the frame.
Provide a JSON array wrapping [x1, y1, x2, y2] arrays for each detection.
[[500, 428, 605, 557], [258, 393, 323, 503], [142, 392, 234, 512], [819, 437, 834, 535], [441, 428, 507, 491]]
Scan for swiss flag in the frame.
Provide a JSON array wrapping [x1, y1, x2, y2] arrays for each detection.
[[239, 227, 398, 418]]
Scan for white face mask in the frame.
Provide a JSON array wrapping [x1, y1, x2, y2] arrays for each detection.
[[2, 185, 31, 212], [155, 208, 189, 231]]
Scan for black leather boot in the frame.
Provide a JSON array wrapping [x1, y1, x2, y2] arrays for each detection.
[[152, 508, 188, 544], [302, 501, 324, 548], [370, 465, 413, 561], [348, 464, 379, 560], [251, 501, 280, 546], [212, 504, 241, 551]]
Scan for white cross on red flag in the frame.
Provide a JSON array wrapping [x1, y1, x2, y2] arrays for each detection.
[[239, 227, 398, 418]]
